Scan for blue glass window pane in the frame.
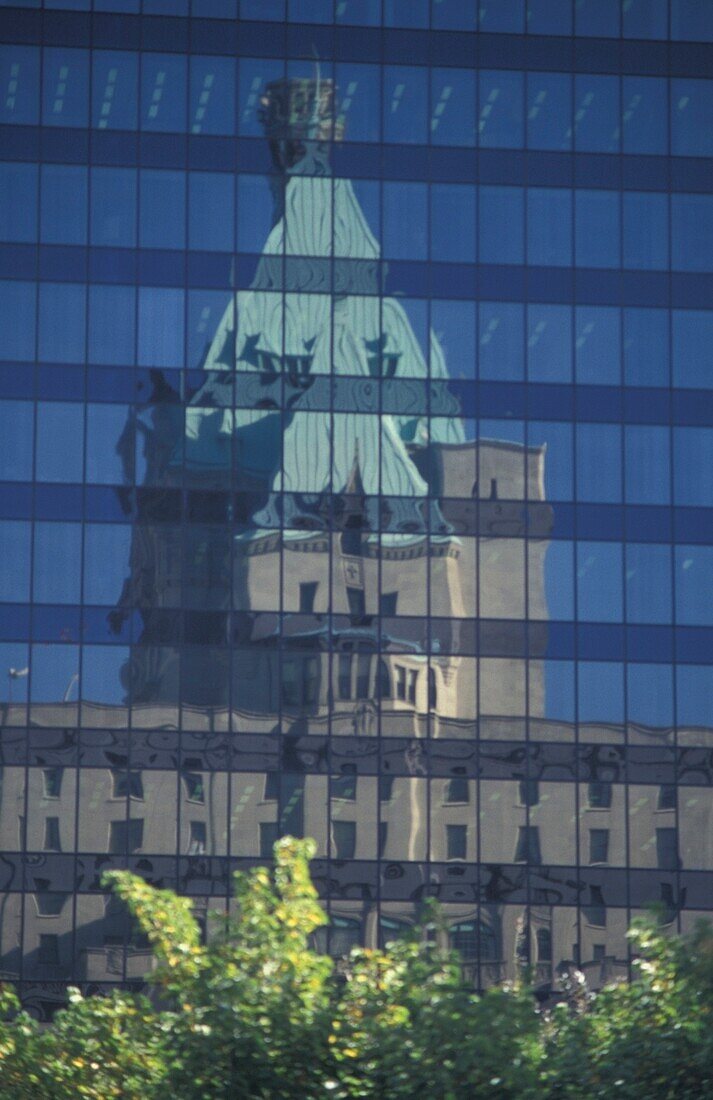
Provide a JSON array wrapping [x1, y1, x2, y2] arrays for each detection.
[[431, 0, 477, 30], [349, 180, 380, 248], [189, 56, 236, 136], [628, 664, 673, 727], [625, 544, 672, 624], [479, 0, 524, 33], [576, 423, 622, 502], [36, 404, 84, 484], [383, 66, 428, 145], [526, 72, 572, 151], [0, 282, 36, 361], [527, 188, 572, 266], [144, 0, 188, 12], [479, 186, 524, 265], [236, 174, 274, 253], [623, 192, 669, 270], [575, 306, 621, 385], [139, 170, 186, 250], [545, 541, 572, 620], [676, 547, 713, 626], [430, 184, 476, 262], [90, 167, 137, 247], [431, 68, 476, 147], [623, 0, 667, 39], [431, 301, 476, 380], [38, 284, 86, 365], [336, 63, 381, 143], [526, 0, 572, 35], [81, 645, 127, 706], [479, 302, 524, 381], [479, 71, 524, 149], [0, 643, 28, 707], [33, 522, 82, 604], [138, 288, 185, 368], [530, 422, 573, 498], [671, 80, 713, 157], [383, 182, 427, 259], [0, 163, 38, 242], [187, 290, 232, 370], [578, 662, 624, 723], [84, 524, 132, 604], [237, 58, 284, 137], [527, 306, 572, 383], [42, 48, 89, 128], [141, 54, 187, 133], [544, 661, 575, 720], [672, 194, 713, 273], [86, 404, 131, 485], [0, 521, 30, 602], [192, 0, 237, 15], [241, 0, 282, 16], [576, 541, 623, 622], [671, 0, 713, 41], [40, 165, 88, 246], [31, 644, 80, 705], [88, 285, 136, 367], [91, 50, 138, 131], [623, 308, 669, 387], [575, 190, 620, 269], [94, 0, 140, 9], [624, 426, 671, 504], [336, 0, 381, 24], [189, 173, 235, 252], [676, 667, 713, 728], [0, 401, 33, 480], [674, 428, 713, 506], [575, 0, 619, 37], [622, 77, 668, 154], [0, 45, 40, 125], [385, 0, 428, 26], [289, 0, 332, 21], [574, 75, 620, 153], [673, 311, 713, 390]]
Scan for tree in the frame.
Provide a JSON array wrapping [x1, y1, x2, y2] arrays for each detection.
[[0, 838, 710, 1098]]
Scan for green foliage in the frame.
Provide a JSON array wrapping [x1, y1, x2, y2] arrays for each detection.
[[0, 840, 711, 1099], [542, 914, 713, 1099]]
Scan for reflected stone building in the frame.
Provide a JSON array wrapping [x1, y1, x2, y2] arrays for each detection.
[[1, 5, 713, 1018]]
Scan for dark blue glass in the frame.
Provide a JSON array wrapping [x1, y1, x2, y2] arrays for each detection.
[[0, 45, 40, 126]]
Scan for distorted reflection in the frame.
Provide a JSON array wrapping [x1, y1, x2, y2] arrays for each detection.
[[2, 71, 711, 1001]]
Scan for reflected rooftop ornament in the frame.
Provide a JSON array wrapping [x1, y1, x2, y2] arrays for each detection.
[[258, 75, 344, 173]]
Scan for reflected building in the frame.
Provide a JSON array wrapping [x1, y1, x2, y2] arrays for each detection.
[[1, 4, 713, 1017]]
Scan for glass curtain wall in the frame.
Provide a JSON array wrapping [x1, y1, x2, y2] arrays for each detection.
[[0, 0, 712, 1013]]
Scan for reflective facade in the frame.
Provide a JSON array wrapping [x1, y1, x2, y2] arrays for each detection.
[[1, 0, 713, 1015]]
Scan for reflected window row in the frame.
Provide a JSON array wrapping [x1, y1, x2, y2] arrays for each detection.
[[1, 766, 711, 868], [3, 44, 713, 157], [5, 519, 713, 626], [4, 399, 713, 504], [4, 897, 706, 1000], [1, 641, 712, 730], [2, 281, 712, 391], [4, 163, 713, 274], [3, 728, 711, 783]]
